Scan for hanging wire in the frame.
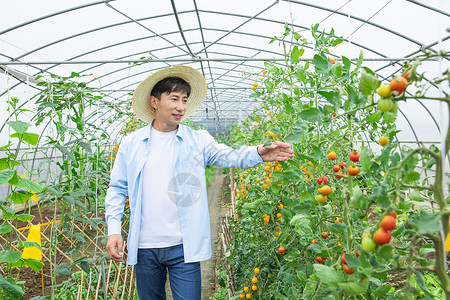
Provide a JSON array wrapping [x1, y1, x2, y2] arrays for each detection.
[[334, 0, 393, 52]]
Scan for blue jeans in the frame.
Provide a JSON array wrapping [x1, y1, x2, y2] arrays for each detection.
[[135, 244, 201, 300]]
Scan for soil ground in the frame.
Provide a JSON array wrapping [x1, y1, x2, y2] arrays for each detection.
[[2, 168, 232, 299], [3, 200, 103, 299]]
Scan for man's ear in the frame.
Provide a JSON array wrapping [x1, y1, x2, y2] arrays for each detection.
[[150, 95, 158, 110]]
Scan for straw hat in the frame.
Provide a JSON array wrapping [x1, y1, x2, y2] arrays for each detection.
[[132, 65, 207, 123]]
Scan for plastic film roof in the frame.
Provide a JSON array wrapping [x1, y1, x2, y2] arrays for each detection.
[[1, 0, 449, 138]]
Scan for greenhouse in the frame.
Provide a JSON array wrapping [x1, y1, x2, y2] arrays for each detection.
[[0, 0, 449, 299]]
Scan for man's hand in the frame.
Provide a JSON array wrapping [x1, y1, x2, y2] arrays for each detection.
[[106, 234, 124, 262], [257, 141, 294, 162]]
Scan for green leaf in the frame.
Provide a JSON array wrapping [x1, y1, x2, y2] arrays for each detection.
[[415, 272, 431, 296], [290, 214, 311, 235], [342, 56, 351, 73], [0, 276, 24, 299], [345, 254, 360, 269], [21, 241, 42, 252], [54, 144, 77, 164], [313, 264, 344, 287], [6, 121, 31, 134], [0, 250, 21, 264], [296, 67, 306, 82], [379, 144, 393, 170], [307, 244, 321, 253], [331, 38, 343, 46], [0, 158, 21, 171], [79, 141, 92, 154], [338, 281, 369, 295], [382, 112, 397, 124], [55, 263, 72, 277], [62, 195, 86, 211], [370, 183, 390, 208], [15, 214, 33, 222], [264, 62, 279, 74], [347, 86, 360, 104], [405, 171, 420, 183], [318, 90, 341, 107], [360, 147, 374, 173], [78, 260, 90, 273], [291, 46, 300, 63], [21, 133, 39, 146], [0, 224, 12, 234], [313, 54, 330, 74], [264, 80, 274, 91], [413, 211, 440, 234], [359, 68, 380, 95], [409, 190, 423, 202], [10, 132, 39, 146], [366, 110, 382, 122], [242, 199, 263, 211], [1, 204, 15, 219], [21, 259, 44, 272], [47, 186, 63, 197], [350, 186, 364, 208], [15, 177, 43, 193], [331, 63, 342, 78], [303, 274, 318, 298], [374, 285, 392, 297], [378, 245, 393, 260], [8, 191, 33, 205], [356, 50, 364, 68], [0, 170, 16, 185], [284, 123, 309, 144], [299, 108, 321, 123]]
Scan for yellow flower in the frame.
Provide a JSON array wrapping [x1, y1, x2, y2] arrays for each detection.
[[22, 224, 42, 262], [30, 192, 38, 203]]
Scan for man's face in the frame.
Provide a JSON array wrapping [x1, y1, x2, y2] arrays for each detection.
[[150, 90, 188, 129]]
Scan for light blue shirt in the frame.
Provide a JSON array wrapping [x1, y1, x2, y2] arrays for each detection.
[[105, 122, 264, 264]]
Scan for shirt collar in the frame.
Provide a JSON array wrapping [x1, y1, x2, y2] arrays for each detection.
[[140, 119, 185, 141]]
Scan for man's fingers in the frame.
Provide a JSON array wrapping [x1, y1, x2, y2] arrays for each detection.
[[106, 235, 124, 262], [117, 238, 123, 256]]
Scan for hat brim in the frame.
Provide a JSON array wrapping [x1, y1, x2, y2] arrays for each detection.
[[132, 65, 207, 123]]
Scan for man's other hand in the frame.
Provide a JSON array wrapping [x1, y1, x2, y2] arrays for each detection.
[[106, 234, 124, 262]]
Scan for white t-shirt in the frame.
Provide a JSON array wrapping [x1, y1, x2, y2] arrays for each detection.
[[138, 127, 183, 248]]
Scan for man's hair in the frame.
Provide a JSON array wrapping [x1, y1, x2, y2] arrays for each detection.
[[150, 77, 191, 99]]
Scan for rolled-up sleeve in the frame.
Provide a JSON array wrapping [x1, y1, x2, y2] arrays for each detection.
[[202, 131, 264, 168], [105, 138, 129, 237]]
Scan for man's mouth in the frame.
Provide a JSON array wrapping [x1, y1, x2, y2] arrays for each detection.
[[173, 114, 183, 119]]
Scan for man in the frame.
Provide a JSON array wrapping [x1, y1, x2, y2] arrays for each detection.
[[105, 65, 294, 299]]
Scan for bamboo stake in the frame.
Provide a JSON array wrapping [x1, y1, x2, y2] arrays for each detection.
[[82, 272, 96, 299], [119, 265, 128, 300], [85, 271, 92, 300], [105, 260, 113, 293], [94, 265, 102, 300], [127, 266, 134, 299], [77, 270, 83, 299], [112, 241, 126, 299], [113, 261, 122, 299]]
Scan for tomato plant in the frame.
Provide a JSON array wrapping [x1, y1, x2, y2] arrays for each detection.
[[225, 23, 450, 299]]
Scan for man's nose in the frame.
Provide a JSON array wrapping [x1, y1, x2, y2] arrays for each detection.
[[175, 101, 186, 112]]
